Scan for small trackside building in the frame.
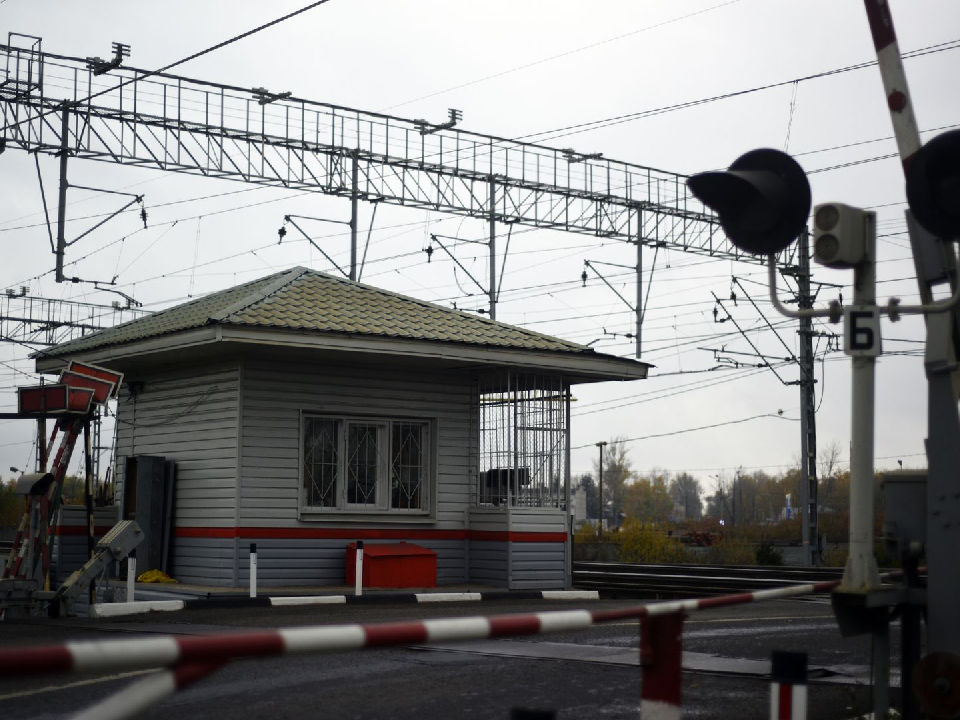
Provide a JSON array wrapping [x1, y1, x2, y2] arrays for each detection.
[[37, 267, 648, 589]]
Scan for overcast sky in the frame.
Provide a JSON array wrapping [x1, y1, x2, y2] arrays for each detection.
[[1, 0, 958, 488]]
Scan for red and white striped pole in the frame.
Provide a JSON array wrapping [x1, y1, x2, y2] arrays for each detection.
[[862, 0, 922, 171], [639, 612, 685, 720], [769, 651, 807, 720]]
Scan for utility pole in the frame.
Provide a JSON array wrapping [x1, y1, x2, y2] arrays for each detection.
[[797, 230, 820, 566], [55, 105, 70, 284], [488, 177, 497, 320], [350, 151, 359, 282], [596, 441, 607, 537]]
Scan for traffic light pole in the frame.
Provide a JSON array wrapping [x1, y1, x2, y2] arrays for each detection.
[[841, 214, 881, 592]]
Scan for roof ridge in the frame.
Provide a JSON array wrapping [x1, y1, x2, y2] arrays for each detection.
[[294, 267, 589, 352], [208, 266, 309, 322]]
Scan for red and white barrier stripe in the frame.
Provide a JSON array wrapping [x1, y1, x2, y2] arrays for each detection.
[[862, 0, 923, 171], [72, 661, 223, 720], [770, 651, 808, 720], [0, 579, 843, 677]]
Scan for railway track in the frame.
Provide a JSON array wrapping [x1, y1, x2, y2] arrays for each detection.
[[573, 561, 846, 598]]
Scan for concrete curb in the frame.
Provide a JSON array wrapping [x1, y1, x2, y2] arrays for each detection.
[[90, 590, 600, 618]]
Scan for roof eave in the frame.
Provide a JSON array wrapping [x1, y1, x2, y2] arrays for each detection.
[[35, 325, 648, 382]]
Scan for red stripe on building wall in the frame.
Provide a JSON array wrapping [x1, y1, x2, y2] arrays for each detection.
[[173, 527, 567, 543], [52, 525, 114, 537]]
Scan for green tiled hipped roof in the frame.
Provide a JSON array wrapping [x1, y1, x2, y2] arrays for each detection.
[[44, 267, 591, 357]]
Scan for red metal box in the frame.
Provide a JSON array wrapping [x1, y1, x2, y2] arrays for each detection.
[[346, 541, 437, 589]]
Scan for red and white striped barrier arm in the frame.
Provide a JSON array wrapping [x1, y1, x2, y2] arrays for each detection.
[[72, 661, 223, 720], [862, 0, 923, 172], [0, 579, 843, 677]]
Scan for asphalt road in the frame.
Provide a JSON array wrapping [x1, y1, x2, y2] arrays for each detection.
[[0, 597, 899, 719]]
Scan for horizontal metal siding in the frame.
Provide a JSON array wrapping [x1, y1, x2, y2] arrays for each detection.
[[468, 541, 508, 585], [239, 359, 474, 529], [510, 542, 566, 589], [113, 362, 240, 586], [233, 538, 466, 587], [172, 536, 235, 585]]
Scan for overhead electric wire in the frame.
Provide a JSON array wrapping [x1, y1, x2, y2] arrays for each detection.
[[571, 411, 795, 450], [380, 0, 744, 111], [517, 38, 960, 144]]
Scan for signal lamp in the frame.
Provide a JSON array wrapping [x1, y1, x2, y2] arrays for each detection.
[[906, 128, 960, 240], [812, 203, 867, 268], [687, 149, 811, 255]]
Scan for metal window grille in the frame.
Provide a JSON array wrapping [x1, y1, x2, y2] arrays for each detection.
[[303, 418, 338, 508], [477, 373, 568, 508], [303, 416, 428, 512], [391, 422, 425, 510], [346, 423, 382, 507]]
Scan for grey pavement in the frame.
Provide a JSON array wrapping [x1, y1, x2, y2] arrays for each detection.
[[0, 598, 899, 719]]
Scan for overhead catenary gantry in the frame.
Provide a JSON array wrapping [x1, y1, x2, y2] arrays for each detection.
[[0, 34, 797, 331]]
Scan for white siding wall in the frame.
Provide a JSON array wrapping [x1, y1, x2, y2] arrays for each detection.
[[114, 361, 241, 585], [236, 358, 475, 586], [239, 358, 475, 528]]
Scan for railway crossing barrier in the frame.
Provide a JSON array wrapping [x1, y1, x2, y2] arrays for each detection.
[[0, 572, 909, 720]]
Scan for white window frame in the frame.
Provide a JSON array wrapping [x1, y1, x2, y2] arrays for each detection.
[[299, 412, 434, 518]]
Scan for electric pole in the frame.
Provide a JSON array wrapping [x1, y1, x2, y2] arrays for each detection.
[[797, 230, 820, 566]]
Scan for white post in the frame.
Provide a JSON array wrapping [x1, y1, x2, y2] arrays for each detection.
[[249, 543, 258, 598], [355, 540, 364, 597], [126, 551, 136, 603], [842, 213, 881, 591], [770, 651, 808, 720]]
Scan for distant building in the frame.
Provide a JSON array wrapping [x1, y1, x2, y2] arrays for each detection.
[[39, 267, 647, 590]]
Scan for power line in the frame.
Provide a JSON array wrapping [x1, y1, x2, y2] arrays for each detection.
[[571, 412, 795, 450], [380, 0, 744, 112], [518, 38, 960, 144]]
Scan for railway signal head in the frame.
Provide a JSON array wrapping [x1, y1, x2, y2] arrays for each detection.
[[906, 128, 960, 240], [812, 203, 868, 269], [687, 149, 811, 255]]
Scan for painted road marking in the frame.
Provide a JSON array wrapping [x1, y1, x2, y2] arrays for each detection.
[[0, 669, 154, 700]]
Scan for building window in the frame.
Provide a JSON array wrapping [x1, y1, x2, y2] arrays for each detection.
[[302, 415, 430, 514]]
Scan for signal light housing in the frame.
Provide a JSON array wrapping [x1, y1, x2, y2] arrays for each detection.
[[687, 149, 811, 255], [812, 203, 868, 268], [906, 128, 960, 240]]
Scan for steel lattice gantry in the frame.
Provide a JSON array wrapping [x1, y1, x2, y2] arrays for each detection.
[[0, 38, 796, 273]]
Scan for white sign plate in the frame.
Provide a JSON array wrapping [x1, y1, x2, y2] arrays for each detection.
[[843, 305, 881, 357]]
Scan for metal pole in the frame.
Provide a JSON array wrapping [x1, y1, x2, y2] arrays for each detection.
[[249, 543, 258, 598], [564, 383, 572, 589], [126, 550, 136, 603], [797, 230, 819, 566], [354, 540, 364, 597], [55, 106, 70, 284], [489, 177, 497, 320], [841, 213, 880, 591], [84, 418, 95, 606], [636, 239, 642, 359], [596, 441, 607, 537], [349, 151, 358, 282]]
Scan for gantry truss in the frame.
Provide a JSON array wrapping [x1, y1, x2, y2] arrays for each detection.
[[0, 35, 796, 269], [0, 291, 146, 346]]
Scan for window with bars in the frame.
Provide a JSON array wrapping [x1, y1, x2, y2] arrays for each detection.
[[302, 415, 430, 514]]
